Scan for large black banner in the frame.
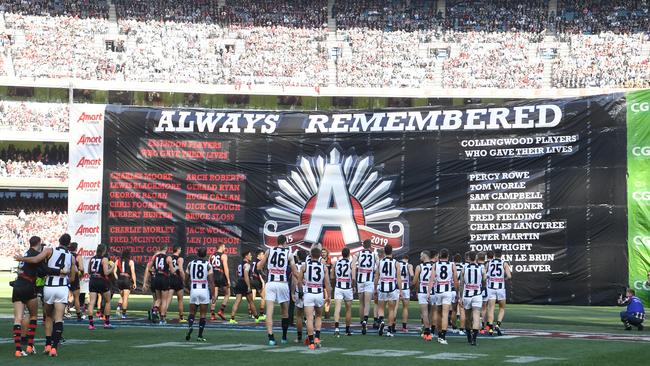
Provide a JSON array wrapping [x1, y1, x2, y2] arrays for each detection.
[[101, 94, 628, 305]]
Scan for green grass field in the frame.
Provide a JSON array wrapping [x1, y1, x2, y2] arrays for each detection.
[[1, 271, 649, 365]]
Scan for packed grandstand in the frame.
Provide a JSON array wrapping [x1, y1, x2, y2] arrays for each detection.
[[0, 0, 649, 261]]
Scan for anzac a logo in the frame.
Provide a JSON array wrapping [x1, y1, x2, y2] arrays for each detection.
[[263, 147, 406, 256]]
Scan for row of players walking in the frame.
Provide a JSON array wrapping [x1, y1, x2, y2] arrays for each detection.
[[10, 233, 512, 357]]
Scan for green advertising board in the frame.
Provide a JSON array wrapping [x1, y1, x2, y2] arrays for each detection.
[[628, 89, 650, 305]]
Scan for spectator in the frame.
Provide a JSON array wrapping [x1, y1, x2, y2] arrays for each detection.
[[0, 211, 68, 258], [0, 101, 69, 133]]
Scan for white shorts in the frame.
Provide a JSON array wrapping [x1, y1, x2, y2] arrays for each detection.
[[463, 295, 483, 310], [434, 291, 454, 306], [417, 293, 430, 305], [304, 293, 325, 308], [295, 296, 304, 309], [401, 289, 410, 300], [488, 288, 507, 301], [378, 289, 399, 302], [190, 289, 211, 305], [357, 281, 374, 294], [451, 291, 458, 304], [43, 286, 69, 305], [334, 288, 353, 301], [266, 282, 290, 303]]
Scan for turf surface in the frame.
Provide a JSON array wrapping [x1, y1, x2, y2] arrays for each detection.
[[1, 271, 649, 365]]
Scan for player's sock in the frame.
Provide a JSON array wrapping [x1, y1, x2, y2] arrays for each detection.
[[308, 334, 314, 345], [21, 336, 28, 347], [13, 324, 22, 352], [188, 314, 195, 329], [297, 331, 302, 340], [88, 315, 94, 327], [432, 326, 436, 335], [345, 325, 351, 333], [472, 329, 479, 342], [52, 322, 63, 349], [363, 315, 368, 323], [27, 320, 36, 347], [378, 316, 384, 324], [496, 321, 502, 327], [76, 311, 82, 320], [315, 330, 320, 339], [334, 321, 339, 328], [268, 333, 275, 341], [402, 322, 407, 329], [117, 302, 122, 310], [466, 328, 472, 342], [220, 304, 226, 312], [391, 324, 396, 333], [105, 314, 110, 325], [45, 336, 52, 347], [281, 317, 289, 340], [439, 329, 447, 340], [122, 308, 127, 316], [424, 327, 431, 335], [198, 318, 206, 338]]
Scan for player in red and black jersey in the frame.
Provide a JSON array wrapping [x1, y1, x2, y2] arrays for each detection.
[[209, 243, 230, 321], [11, 236, 48, 357], [115, 249, 137, 319], [250, 250, 266, 320], [169, 246, 186, 322], [67, 242, 84, 322], [87, 244, 114, 330], [144, 246, 173, 325]]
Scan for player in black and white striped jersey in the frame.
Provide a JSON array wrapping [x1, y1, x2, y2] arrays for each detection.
[[354, 239, 377, 335], [257, 234, 298, 345], [374, 244, 403, 337], [332, 247, 356, 337], [450, 253, 465, 336], [477, 251, 489, 333], [398, 255, 413, 333], [185, 247, 214, 342], [461, 251, 486, 346], [486, 249, 512, 336], [299, 247, 331, 350], [15, 234, 77, 357], [413, 250, 434, 341], [427, 248, 459, 345]]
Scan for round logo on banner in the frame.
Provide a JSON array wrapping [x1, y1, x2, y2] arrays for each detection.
[[263, 147, 407, 256]]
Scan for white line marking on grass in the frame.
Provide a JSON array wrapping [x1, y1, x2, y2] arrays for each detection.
[[343, 349, 424, 357], [195, 344, 269, 351], [418, 352, 488, 360], [505, 356, 567, 364], [134, 342, 196, 348], [265, 346, 346, 354]]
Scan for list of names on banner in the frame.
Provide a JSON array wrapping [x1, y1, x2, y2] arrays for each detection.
[[467, 170, 566, 273]]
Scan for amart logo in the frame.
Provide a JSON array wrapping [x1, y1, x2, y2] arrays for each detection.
[[631, 102, 650, 113]]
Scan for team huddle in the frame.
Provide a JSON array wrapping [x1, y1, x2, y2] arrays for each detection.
[[10, 233, 512, 357]]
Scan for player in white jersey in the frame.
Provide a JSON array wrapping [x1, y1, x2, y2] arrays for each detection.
[[15, 234, 77, 357], [331, 247, 356, 337], [477, 251, 489, 333], [450, 253, 465, 335], [398, 255, 413, 333], [461, 251, 486, 346], [374, 245, 403, 337], [257, 234, 298, 345], [185, 247, 214, 342], [291, 250, 308, 343], [486, 249, 512, 336], [354, 239, 376, 335], [412, 250, 434, 341], [299, 247, 331, 350], [427, 248, 459, 345]]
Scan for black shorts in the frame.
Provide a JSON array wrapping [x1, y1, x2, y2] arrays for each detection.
[[214, 272, 229, 288], [250, 279, 263, 292], [170, 275, 184, 291], [12, 282, 37, 303], [152, 275, 170, 291], [68, 278, 80, 291], [89, 277, 110, 294], [234, 279, 251, 296], [117, 275, 133, 291]]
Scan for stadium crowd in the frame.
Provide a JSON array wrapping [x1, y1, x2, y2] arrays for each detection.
[[0, 101, 69, 132], [0, 1, 648, 88], [0, 144, 69, 180], [0, 211, 68, 258]]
